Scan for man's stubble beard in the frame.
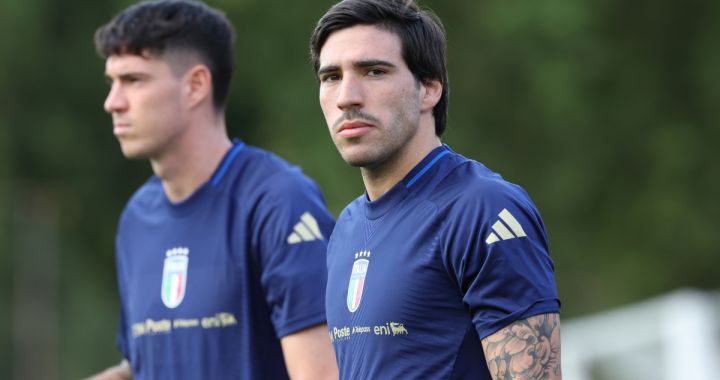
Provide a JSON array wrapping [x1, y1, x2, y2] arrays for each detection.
[[338, 104, 421, 172]]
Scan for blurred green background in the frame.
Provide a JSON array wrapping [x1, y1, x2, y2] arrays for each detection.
[[0, 0, 718, 378]]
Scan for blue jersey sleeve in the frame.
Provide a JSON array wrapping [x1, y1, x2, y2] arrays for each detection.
[[114, 223, 131, 361], [441, 180, 560, 340], [251, 171, 335, 338]]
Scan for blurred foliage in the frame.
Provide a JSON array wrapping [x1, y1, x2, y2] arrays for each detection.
[[0, 0, 718, 378]]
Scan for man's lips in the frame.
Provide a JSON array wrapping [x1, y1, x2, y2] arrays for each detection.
[[337, 121, 373, 138], [113, 122, 131, 136]]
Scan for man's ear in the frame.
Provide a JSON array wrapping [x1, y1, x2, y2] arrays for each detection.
[[184, 64, 212, 109], [420, 79, 442, 112]]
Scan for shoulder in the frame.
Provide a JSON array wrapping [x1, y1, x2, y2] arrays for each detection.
[[430, 159, 546, 246], [334, 193, 366, 225], [119, 176, 163, 221], [225, 145, 324, 199], [115, 176, 168, 251], [326, 193, 364, 252], [126, 176, 163, 205], [434, 159, 536, 214], [226, 146, 333, 234]]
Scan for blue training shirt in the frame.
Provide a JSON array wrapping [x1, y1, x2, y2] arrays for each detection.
[[115, 140, 335, 379], [326, 145, 560, 379]]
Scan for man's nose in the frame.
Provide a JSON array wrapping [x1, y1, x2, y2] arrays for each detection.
[[104, 82, 128, 114], [336, 75, 364, 110]]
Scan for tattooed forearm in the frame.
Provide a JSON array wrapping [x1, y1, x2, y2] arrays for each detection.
[[481, 313, 562, 380]]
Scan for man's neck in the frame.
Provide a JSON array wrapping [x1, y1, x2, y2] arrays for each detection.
[[361, 132, 441, 202], [151, 117, 232, 203]]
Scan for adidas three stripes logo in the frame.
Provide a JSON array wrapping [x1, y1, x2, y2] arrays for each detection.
[[287, 212, 324, 244], [485, 209, 527, 245]]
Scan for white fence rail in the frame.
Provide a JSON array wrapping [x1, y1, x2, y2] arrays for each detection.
[[562, 289, 720, 380]]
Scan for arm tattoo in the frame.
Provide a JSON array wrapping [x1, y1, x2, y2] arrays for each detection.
[[481, 313, 562, 380]]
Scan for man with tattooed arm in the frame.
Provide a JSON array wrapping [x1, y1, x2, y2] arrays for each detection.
[[310, 0, 562, 378]]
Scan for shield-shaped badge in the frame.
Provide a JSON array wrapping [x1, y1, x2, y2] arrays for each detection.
[[347, 258, 369, 312], [161, 248, 189, 309]]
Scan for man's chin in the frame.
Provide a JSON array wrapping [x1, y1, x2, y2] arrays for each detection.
[[338, 149, 369, 167], [119, 143, 150, 160], [339, 150, 383, 168]]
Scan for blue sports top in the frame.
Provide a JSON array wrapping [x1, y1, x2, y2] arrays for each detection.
[[326, 145, 560, 379], [115, 140, 335, 379]]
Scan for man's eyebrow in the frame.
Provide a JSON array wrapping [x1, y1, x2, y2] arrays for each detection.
[[354, 59, 396, 69], [317, 65, 339, 76], [106, 71, 150, 79], [317, 60, 397, 76]]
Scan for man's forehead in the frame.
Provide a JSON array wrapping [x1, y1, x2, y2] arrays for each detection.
[[106, 53, 158, 72], [320, 24, 402, 65], [105, 49, 198, 76]]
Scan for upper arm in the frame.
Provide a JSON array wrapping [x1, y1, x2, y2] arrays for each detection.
[[439, 181, 561, 378], [442, 183, 560, 338], [251, 172, 335, 336], [481, 313, 562, 380], [280, 324, 338, 380]]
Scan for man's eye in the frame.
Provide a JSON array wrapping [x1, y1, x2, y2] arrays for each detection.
[[321, 74, 340, 83], [367, 69, 385, 77], [120, 76, 142, 85]]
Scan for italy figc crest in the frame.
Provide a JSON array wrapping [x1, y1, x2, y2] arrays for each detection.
[[347, 251, 371, 312], [161, 247, 189, 309]]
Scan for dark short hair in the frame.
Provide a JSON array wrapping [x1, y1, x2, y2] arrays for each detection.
[[310, 0, 449, 136], [95, 0, 235, 110]]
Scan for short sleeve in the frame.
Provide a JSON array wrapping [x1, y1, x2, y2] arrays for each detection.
[[441, 181, 560, 340], [251, 171, 335, 338]]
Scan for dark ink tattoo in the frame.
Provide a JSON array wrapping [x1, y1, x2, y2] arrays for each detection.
[[482, 313, 562, 379]]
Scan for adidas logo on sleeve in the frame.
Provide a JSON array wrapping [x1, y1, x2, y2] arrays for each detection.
[[287, 212, 325, 244], [485, 208, 527, 245]]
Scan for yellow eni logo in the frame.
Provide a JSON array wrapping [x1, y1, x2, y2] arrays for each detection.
[[374, 322, 409, 336]]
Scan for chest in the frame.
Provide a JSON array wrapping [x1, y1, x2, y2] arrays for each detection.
[[118, 205, 254, 323], [326, 202, 468, 337]]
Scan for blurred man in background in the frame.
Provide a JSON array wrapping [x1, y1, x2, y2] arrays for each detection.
[[310, 0, 561, 378], [90, 0, 337, 379]]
